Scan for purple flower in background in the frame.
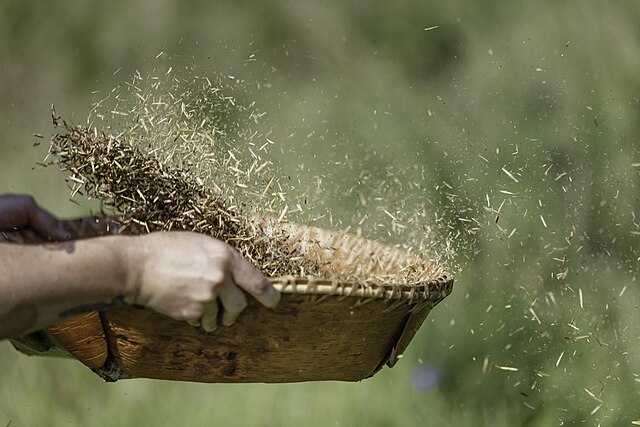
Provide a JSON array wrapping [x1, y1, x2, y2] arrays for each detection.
[[411, 365, 441, 392]]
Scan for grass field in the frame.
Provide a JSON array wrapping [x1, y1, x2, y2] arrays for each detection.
[[1, 1, 640, 426]]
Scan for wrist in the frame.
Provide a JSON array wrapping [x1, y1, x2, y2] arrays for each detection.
[[117, 235, 146, 304]]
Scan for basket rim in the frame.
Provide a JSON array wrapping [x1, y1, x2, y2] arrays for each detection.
[[269, 274, 453, 304]]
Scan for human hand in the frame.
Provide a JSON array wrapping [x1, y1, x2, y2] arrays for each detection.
[[125, 232, 280, 331], [0, 194, 71, 240]]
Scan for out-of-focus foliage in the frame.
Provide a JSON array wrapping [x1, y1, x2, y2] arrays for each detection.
[[1, 1, 640, 426]]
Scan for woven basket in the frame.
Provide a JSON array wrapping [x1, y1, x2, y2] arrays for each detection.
[[2, 217, 453, 383]]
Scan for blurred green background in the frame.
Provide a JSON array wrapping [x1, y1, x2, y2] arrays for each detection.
[[2, 1, 640, 426]]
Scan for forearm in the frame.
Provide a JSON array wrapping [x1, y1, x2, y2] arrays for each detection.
[[0, 236, 135, 339], [0, 228, 279, 339]]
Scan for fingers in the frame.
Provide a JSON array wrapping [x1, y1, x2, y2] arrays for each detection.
[[0, 194, 69, 240], [228, 249, 281, 308], [11, 196, 71, 241], [29, 205, 71, 241], [133, 232, 280, 332], [189, 248, 270, 332], [186, 318, 201, 328], [200, 301, 219, 332], [217, 277, 248, 327], [197, 278, 247, 331]]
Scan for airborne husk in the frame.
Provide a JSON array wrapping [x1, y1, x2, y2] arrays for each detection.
[[49, 114, 322, 279], [47, 71, 446, 287]]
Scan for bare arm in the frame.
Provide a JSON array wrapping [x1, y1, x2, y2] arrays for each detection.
[[0, 195, 280, 340], [0, 236, 129, 338]]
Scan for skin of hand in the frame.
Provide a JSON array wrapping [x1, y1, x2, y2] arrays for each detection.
[[125, 232, 280, 332], [0, 194, 71, 241], [0, 194, 280, 339]]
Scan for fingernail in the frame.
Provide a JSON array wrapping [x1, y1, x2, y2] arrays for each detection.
[[264, 286, 281, 308], [202, 322, 217, 332], [222, 312, 237, 327], [186, 319, 201, 328]]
